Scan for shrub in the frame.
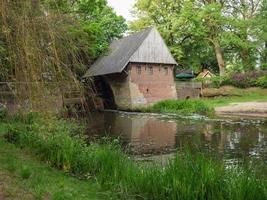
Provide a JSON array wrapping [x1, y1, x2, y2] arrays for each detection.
[[0, 103, 7, 121], [203, 71, 267, 89], [230, 71, 264, 88], [144, 99, 215, 116], [256, 76, 267, 88], [20, 165, 32, 179], [210, 76, 231, 88]]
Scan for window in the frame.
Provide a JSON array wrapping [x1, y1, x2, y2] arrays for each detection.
[[148, 66, 153, 75], [137, 66, 141, 74], [164, 67, 168, 75]]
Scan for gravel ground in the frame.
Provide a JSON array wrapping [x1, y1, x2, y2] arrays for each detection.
[[216, 102, 267, 117]]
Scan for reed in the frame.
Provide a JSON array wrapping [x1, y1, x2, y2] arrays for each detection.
[[5, 114, 266, 199]]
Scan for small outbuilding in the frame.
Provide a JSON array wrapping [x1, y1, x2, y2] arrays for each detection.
[[175, 70, 202, 99], [84, 27, 177, 110], [197, 69, 215, 79]]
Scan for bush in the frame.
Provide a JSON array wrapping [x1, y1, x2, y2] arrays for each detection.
[[20, 165, 32, 179], [256, 76, 267, 88], [206, 71, 267, 89], [144, 99, 215, 116], [209, 76, 231, 88], [230, 71, 264, 88], [0, 103, 7, 121]]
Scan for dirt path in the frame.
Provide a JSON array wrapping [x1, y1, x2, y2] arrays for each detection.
[[215, 102, 267, 117]]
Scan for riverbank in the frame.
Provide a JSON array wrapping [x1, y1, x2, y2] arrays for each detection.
[[1, 114, 266, 199], [137, 99, 215, 116], [0, 123, 111, 200], [203, 87, 267, 117], [215, 102, 267, 117], [202, 87, 267, 106], [139, 87, 267, 117]]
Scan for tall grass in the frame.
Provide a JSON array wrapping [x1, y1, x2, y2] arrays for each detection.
[[142, 99, 215, 116], [4, 114, 266, 199]]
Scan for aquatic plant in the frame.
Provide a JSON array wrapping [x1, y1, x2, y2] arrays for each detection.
[[5, 114, 266, 199]]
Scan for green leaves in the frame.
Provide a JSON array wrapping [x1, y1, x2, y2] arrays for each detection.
[[0, 0, 127, 80], [130, 0, 267, 74]]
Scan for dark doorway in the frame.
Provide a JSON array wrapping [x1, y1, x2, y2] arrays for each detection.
[[94, 77, 117, 110]]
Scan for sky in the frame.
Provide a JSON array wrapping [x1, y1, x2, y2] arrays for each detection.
[[107, 0, 135, 21]]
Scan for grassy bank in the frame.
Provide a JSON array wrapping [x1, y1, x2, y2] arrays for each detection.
[[2, 114, 266, 199], [0, 123, 112, 200], [137, 87, 267, 116], [202, 87, 267, 107], [139, 99, 215, 116]]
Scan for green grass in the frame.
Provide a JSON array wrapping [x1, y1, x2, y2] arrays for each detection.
[[2, 114, 266, 200], [203, 87, 267, 107], [140, 99, 215, 116], [0, 123, 113, 200], [136, 87, 267, 116]]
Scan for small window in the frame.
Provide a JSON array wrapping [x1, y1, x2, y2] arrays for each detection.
[[148, 66, 153, 75], [137, 66, 141, 75], [164, 67, 168, 75]]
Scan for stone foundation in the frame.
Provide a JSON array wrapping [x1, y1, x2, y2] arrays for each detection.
[[104, 63, 177, 110]]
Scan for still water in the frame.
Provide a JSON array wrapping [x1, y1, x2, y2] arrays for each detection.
[[87, 111, 267, 166]]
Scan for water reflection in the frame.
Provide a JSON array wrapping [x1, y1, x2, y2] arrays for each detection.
[[86, 111, 267, 165]]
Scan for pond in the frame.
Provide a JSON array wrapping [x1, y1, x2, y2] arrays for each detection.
[[86, 111, 267, 168]]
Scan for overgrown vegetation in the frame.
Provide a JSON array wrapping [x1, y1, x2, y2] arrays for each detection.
[[130, 0, 267, 75], [3, 113, 266, 199], [0, 0, 126, 112], [0, 0, 126, 80], [139, 100, 215, 116], [205, 71, 267, 88], [0, 124, 110, 200]]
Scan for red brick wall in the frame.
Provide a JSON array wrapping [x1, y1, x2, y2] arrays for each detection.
[[128, 63, 177, 106]]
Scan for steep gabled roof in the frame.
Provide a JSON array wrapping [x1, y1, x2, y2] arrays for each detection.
[[84, 27, 177, 77], [197, 70, 215, 78]]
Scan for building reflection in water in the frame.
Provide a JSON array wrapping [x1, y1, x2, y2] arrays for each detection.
[[86, 112, 267, 165]]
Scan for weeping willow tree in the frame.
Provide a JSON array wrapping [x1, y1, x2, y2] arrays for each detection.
[[0, 0, 98, 113]]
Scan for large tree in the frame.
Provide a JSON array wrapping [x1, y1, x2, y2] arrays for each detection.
[[130, 0, 267, 75], [0, 0, 127, 80], [130, 0, 227, 75], [258, 0, 267, 69], [224, 0, 262, 71]]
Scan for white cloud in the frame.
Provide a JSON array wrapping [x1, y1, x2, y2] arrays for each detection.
[[107, 0, 135, 21]]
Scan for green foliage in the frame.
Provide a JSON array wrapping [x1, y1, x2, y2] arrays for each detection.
[[0, 105, 7, 121], [257, 76, 267, 88], [143, 99, 215, 116], [0, 124, 102, 200], [130, 0, 267, 74], [5, 154, 17, 173], [52, 189, 74, 200], [20, 165, 32, 179], [4, 115, 267, 199], [203, 71, 267, 89], [0, 0, 127, 80]]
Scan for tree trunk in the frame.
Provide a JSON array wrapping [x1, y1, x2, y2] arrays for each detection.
[[263, 41, 267, 69], [241, 48, 254, 71], [213, 40, 225, 76]]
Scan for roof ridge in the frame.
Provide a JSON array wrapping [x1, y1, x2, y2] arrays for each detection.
[[119, 27, 153, 73], [113, 27, 153, 43], [84, 27, 176, 77]]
